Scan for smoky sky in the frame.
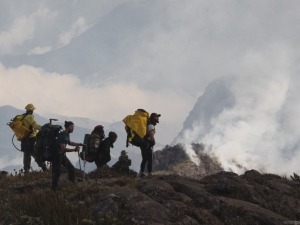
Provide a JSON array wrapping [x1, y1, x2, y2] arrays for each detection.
[[1, 0, 300, 173]]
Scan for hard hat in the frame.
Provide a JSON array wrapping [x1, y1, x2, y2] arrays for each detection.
[[25, 103, 36, 111]]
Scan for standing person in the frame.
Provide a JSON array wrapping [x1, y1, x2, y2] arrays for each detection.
[[95, 131, 118, 168], [51, 121, 83, 192], [139, 113, 161, 177], [21, 103, 47, 173]]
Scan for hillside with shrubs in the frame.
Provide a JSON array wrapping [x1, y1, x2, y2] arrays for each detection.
[[1, 165, 300, 225]]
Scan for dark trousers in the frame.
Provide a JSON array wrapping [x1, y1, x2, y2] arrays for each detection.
[[21, 137, 47, 171], [52, 154, 75, 191], [95, 155, 110, 168], [140, 145, 153, 173], [95, 151, 111, 168], [21, 137, 35, 171]]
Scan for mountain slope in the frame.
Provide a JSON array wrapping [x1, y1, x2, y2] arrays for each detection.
[[0, 169, 299, 225], [173, 76, 235, 144]]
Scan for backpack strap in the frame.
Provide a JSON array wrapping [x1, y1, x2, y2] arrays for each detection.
[[21, 113, 33, 134], [125, 126, 130, 147]]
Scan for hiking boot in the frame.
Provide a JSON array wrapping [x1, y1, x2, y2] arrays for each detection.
[[101, 164, 109, 169]]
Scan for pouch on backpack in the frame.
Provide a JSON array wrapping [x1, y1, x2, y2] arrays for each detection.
[[8, 114, 31, 141]]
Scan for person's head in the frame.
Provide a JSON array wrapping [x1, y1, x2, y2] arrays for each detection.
[[25, 103, 36, 114], [121, 150, 127, 156], [150, 113, 161, 125], [64, 121, 74, 133], [108, 131, 118, 143]]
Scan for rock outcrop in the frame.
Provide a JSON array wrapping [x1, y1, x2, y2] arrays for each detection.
[[153, 143, 223, 179]]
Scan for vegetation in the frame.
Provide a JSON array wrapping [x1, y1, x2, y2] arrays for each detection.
[[0, 168, 300, 225], [290, 172, 300, 182], [0, 168, 136, 225]]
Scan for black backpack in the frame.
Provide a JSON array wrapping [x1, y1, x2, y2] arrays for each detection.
[[79, 125, 105, 162], [125, 125, 147, 147], [34, 121, 62, 162], [79, 133, 93, 162]]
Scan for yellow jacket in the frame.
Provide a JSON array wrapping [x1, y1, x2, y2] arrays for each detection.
[[123, 110, 149, 138], [22, 114, 41, 138]]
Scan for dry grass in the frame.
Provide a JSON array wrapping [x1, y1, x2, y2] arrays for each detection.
[[0, 167, 138, 225]]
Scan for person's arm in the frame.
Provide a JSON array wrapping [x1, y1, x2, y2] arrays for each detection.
[[31, 119, 41, 130], [69, 141, 84, 147], [57, 133, 80, 153], [25, 115, 41, 130], [60, 143, 80, 153], [148, 129, 155, 146]]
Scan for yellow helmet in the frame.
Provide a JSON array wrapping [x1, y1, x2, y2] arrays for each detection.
[[25, 103, 36, 111]]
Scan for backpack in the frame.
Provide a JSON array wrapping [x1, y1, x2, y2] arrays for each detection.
[[125, 126, 145, 147], [34, 122, 63, 162], [123, 109, 149, 147], [79, 126, 104, 162], [7, 114, 31, 141], [79, 133, 93, 162]]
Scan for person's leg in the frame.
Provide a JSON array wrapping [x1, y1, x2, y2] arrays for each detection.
[[21, 139, 31, 172], [28, 137, 47, 171], [140, 146, 148, 176], [62, 156, 75, 182], [95, 158, 104, 168], [147, 147, 153, 174], [36, 159, 47, 171], [95, 151, 102, 168], [51, 154, 62, 191], [103, 156, 110, 166]]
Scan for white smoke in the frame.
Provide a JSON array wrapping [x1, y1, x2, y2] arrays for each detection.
[[174, 52, 300, 175]]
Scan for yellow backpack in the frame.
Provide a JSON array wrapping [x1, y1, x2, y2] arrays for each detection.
[[7, 114, 31, 141], [123, 109, 149, 147]]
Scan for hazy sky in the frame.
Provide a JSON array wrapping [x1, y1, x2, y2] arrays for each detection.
[[1, 0, 300, 174]]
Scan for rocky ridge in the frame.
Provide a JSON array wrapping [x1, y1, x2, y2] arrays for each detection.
[[0, 167, 300, 225]]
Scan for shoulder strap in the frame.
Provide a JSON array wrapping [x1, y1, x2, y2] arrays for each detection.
[[21, 113, 28, 122]]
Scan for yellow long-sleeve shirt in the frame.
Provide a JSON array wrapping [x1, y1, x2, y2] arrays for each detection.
[[22, 114, 41, 138]]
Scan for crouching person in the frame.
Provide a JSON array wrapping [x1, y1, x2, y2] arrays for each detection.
[[51, 121, 83, 192], [95, 131, 117, 168], [112, 150, 131, 173]]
